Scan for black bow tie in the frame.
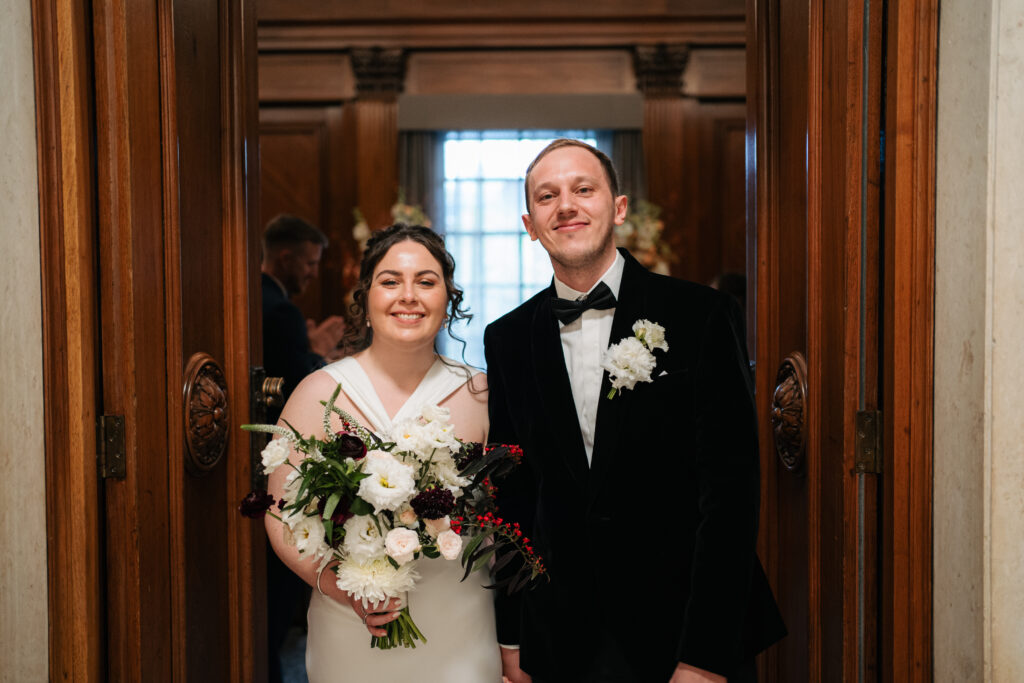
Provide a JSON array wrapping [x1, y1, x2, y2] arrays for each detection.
[[551, 281, 617, 325]]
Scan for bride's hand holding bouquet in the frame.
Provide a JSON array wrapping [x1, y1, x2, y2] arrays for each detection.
[[240, 384, 545, 650]]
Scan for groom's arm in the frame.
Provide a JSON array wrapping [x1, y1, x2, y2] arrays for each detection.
[[483, 323, 535, 649], [675, 293, 761, 677]]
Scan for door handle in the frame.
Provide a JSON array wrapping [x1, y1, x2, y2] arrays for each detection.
[[259, 376, 285, 408]]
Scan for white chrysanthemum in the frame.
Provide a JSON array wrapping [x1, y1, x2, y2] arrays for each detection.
[[601, 336, 657, 393], [632, 319, 669, 353], [342, 515, 386, 563], [384, 527, 421, 565], [334, 556, 419, 605], [260, 437, 291, 475], [358, 452, 417, 513], [288, 513, 329, 560]]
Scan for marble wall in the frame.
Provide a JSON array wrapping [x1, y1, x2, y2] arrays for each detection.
[[0, 0, 48, 681], [935, 0, 1024, 679]]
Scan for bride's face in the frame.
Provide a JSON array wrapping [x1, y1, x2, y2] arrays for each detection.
[[366, 240, 448, 349]]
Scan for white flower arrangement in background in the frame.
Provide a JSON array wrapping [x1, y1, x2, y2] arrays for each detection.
[[601, 319, 670, 399], [353, 189, 433, 251], [614, 199, 674, 276]]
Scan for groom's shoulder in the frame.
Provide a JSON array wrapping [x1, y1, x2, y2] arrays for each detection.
[[640, 270, 728, 318]]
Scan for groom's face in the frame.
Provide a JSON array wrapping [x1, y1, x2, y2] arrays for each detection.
[[522, 146, 627, 274]]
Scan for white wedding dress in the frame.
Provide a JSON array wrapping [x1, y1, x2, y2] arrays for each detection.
[[304, 356, 502, 683]]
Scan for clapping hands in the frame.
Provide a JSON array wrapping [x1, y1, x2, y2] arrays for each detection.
[[308, 315, 346, 360]]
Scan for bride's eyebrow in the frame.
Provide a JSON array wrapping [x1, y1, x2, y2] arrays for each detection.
[[373, 269, 440, 279]]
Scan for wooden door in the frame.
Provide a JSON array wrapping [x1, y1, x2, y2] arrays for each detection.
[[747, 0, 883, 680], [749, 1, 936, 680], [90, 0, 263, 680]]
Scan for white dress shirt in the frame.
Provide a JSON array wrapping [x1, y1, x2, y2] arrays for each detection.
[[553, 251, 624, 465]]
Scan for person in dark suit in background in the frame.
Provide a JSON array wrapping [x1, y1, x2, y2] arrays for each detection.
[[261, 213, 346, 682], [485, 140, 785, 683], [262, 214, 347, 418]]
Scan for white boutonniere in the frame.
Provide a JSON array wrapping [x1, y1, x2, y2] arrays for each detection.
[[601, 319, 669, 399]]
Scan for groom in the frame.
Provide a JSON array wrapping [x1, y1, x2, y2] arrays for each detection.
[[484, 140, 785, 683]]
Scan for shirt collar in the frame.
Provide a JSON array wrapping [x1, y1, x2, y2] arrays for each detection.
[[553, 250, 624, 302]]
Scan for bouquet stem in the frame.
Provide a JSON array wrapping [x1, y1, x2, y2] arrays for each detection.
[[370, 606, 427, 649]]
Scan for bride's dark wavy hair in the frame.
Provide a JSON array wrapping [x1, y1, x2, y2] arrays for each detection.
[[344, 223, 472, 355]]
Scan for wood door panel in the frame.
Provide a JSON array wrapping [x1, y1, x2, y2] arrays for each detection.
[[259, 106, 356, 321]]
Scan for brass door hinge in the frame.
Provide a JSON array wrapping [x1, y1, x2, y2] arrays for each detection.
[[98, 414, 126, 479], [854, 410, 882, 474]]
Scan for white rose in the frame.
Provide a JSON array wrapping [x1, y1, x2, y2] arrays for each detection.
[[397, 505, 418, 526], [437, 529, 463, 561], [384, 527, 421, 565], [423, 515, 451, 538], [260, 437, 290, 475], [632, 319, 668, 353]]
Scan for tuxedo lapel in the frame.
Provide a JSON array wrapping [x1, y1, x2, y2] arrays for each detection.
[[530, 287, 590, 484], [588, 251, 650, 494]]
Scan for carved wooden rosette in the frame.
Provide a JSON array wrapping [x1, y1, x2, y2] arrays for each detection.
[[183, 352, 229, 476], [771, 352, 808, 473]]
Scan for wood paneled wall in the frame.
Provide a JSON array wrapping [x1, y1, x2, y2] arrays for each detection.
[[256, 2, 747, 313]]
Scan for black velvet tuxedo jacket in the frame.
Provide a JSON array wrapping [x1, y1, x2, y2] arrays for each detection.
[[484, 250, 785, 682], [261, 273, 325, 421]]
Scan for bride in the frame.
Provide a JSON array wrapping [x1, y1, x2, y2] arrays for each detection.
[[265, 224, 501, 682]]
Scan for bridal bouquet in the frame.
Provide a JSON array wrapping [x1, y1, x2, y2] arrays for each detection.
[[238, 385, 545, 649]]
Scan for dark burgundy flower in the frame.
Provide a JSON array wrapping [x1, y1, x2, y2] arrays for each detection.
[[239, 490, 275, 518], [336, 433, 367, 460], [410, 487, 455, 520]]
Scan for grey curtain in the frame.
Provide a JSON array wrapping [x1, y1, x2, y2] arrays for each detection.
[[398, 131, 445, 231], [598, 130, 646, 203]]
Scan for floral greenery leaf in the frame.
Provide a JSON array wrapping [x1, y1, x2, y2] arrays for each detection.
[[387, 555, 400, 570], [490, 546, 518, 574], [470, 545, 498, 574], [459, 444, 510, 480], [459, 527, 496, 566], [421, 545, 440, 559], [349, 497, 373, 516], [323, 491, 341, 521]]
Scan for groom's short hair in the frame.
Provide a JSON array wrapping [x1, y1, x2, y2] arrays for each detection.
[[523, 138, 621, 211]]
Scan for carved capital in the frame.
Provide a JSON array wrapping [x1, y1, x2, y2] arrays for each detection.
[[350, 47, 406, 97], [633, 44, 690, 97], [183, 352, 229, 476], [771, 352, 807, 473]]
